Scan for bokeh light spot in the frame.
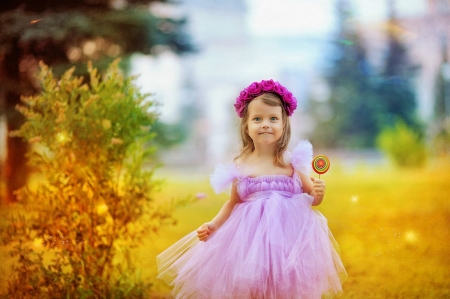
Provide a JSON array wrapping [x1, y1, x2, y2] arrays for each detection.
[[404, 230, 418, 243], [56, 131, 70, 144]]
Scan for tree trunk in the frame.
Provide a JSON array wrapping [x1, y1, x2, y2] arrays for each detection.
[[2, 42, 29, 204], [0, 90, 6, 204], [5, 109, 28, 204]]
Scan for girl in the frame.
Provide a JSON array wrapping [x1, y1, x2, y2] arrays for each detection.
[[157, 80, 347, 299]]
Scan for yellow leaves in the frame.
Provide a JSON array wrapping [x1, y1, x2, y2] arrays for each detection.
[[102, 119, 112, 129], [28, 136, 42, 143], [15, 103, 30, 116], [84, 94, 100, 107], [88, 61, 99, 89], [56, 131, 71, 144], [126, 222, 145, 236], [56, 107, 66, 123], [32, 238, 44, 249], [111, 93, 125, 102], [96, 203, 109, 216], [59, 174, 70, 186], [105, 214, 113, 225], [127, 222, 137, 234], [62, 66, 76, 82], [95, 225, 105, 234], [8, 129, 21, 138], [79, 83, 89, 92], [111, 138, 123, 145]]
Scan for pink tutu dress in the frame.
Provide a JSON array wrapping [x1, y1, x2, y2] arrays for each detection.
[[157, 140, 347, 299]]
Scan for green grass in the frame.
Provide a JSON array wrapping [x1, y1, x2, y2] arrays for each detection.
[[1, 159, 450, 298]]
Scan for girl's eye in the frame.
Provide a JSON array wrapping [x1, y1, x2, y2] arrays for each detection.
[[271, 117, 278, 121], [253, 117, 261, 121]]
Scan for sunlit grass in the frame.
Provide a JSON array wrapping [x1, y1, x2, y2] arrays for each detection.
[[1, 158, 450, 297]]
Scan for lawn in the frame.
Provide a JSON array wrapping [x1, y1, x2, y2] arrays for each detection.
[[1, 158, 450, 298]]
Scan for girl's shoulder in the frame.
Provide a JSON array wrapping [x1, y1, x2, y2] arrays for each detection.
[[210, 162, 242, 194], [285, 140, 313, 175]]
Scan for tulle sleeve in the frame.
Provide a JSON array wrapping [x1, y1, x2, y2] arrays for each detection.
[[210, 163, 240, 194], [290, 140, 313, 175]]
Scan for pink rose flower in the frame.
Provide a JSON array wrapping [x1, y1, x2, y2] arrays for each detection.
[[239, 90, 249, 100], [274, 84, 286, 96], [260, 79, 275, 91], [247, 82, 263, 95]]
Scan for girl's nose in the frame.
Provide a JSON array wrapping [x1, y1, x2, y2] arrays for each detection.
[[262, 123, 269, 129]]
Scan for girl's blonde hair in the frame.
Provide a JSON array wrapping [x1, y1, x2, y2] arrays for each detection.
[[234, 93, 291, 166]]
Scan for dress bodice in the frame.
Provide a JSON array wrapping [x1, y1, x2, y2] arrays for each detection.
[[236, 174, 303, 200], [210, 140, 313, 201]]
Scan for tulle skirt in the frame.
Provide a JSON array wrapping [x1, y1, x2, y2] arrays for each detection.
[[157, 191, 347, 299]]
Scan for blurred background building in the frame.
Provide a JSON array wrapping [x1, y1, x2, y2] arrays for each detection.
[[129, 0, 450, 170], [358, 0, 450, 120]]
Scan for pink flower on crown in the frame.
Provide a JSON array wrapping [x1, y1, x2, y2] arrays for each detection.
[[274, 83, 286, 96], [247, 82, 263, 95], [239, 90, 250, 100], [260, 79, 275, 91], [234, 79, 297, 118]]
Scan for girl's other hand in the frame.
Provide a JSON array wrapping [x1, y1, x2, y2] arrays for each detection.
[[197, 222, 215, 241], [311, 177, 325, 198]]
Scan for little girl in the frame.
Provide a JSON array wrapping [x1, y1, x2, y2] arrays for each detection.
[[157, 80, 347, 299]]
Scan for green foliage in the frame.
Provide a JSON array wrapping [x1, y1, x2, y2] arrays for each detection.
[[309, 1, 423, 149], [150, 121, 188, 148], [0, 5, 193, 58], [0, 60, 186, 298], [374, 77, 420, 129], [432, 123, 450, 156], [377, 120, 427, 168], [309, 2, 381, 148], [431, 44, 450, 156], [434, 67, 449, 121]]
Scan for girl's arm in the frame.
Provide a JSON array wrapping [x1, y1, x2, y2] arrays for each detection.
[[197, 182, 240, 241], [298, 172, 326, 206]]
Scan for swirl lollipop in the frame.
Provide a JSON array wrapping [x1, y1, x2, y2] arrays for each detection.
[[312, 155, 330, 178]]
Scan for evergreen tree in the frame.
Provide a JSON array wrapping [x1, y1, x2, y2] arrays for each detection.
[[0, 0, 194, 203], [432, 37, 450, 155], [375, 0, 421, 130], [434, 38, 450, 121], [309, 0, 422, 149], [309, 0, 380, 148]]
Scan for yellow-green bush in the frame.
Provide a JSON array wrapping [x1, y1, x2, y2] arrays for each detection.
[[0, 60, 186, 298], [376, 120, 427, 167]]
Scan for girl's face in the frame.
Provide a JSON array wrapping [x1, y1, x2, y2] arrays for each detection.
[[246, 97, 284, 146]]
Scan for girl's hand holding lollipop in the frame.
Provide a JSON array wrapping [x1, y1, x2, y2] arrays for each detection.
[[310, 155, 330, 202]]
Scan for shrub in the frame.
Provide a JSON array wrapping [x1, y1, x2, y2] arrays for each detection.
[[376, 119, 427, 168], [432, 123, 450, 156], [0, 60, 186, 298]]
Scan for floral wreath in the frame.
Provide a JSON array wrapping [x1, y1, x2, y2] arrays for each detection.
[[234, 79, 297, 118]]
